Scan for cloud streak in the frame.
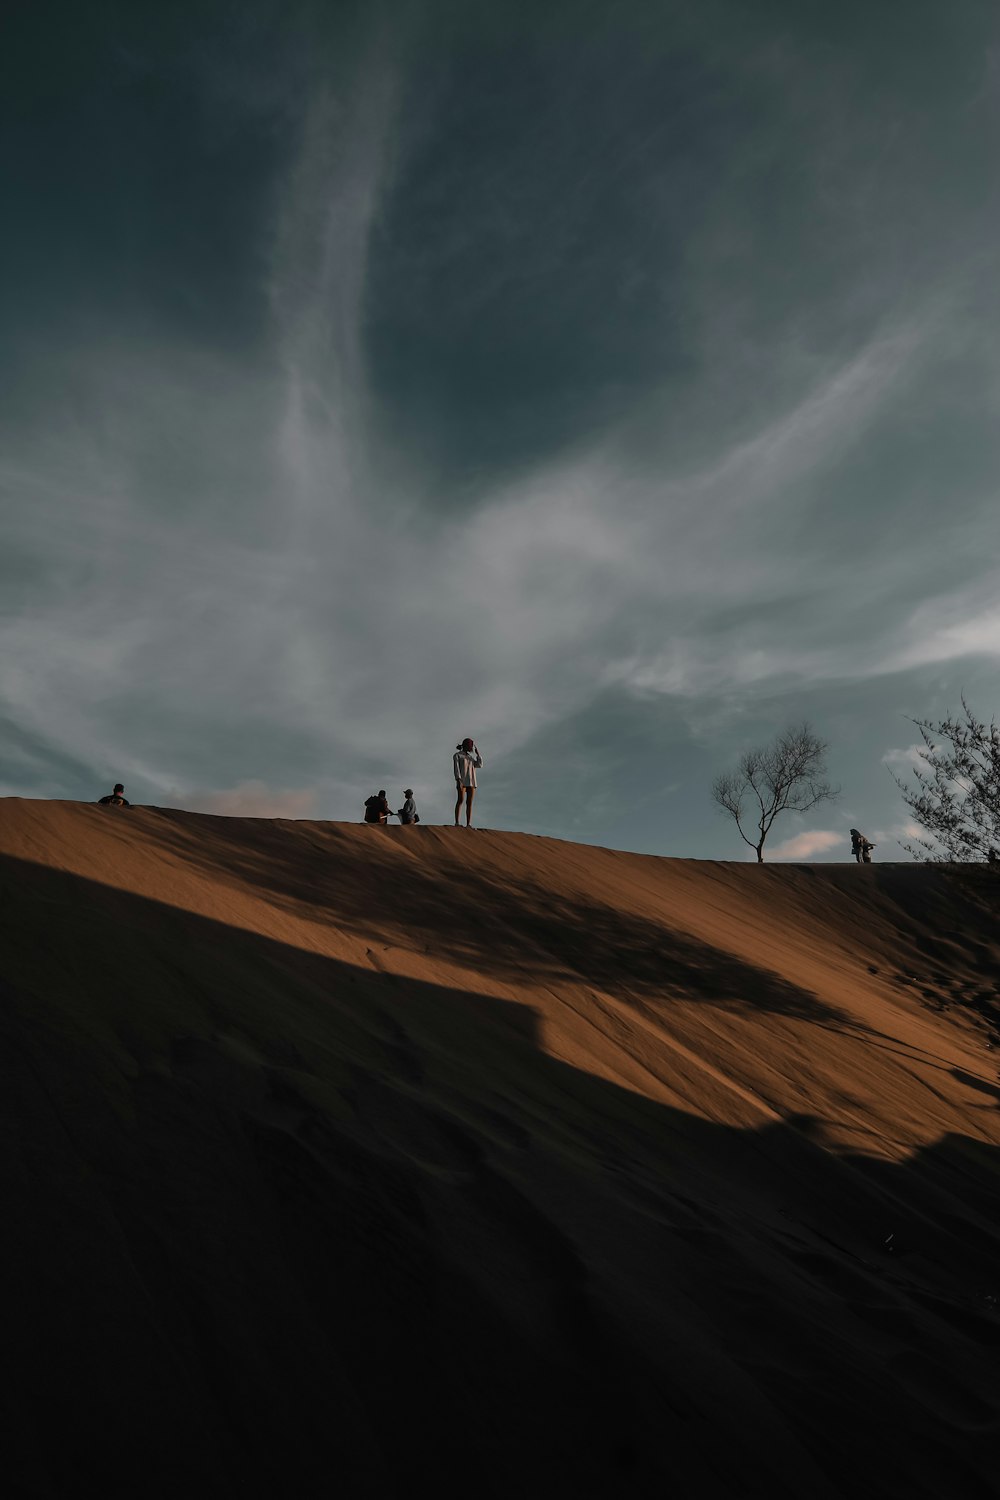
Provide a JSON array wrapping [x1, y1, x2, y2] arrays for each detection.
[[770, 829, 843, 860]]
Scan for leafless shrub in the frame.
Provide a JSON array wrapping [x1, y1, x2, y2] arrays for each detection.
[[712, 724, 838, 863], [891, 699, 1000, 865]]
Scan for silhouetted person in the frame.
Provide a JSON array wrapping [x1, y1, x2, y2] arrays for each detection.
[[850, 828, 874, 864], [98, 783, 131, 808], [364, 790, 392, 824], [398, 789, 419, 824], [453, 738, 483, 827]]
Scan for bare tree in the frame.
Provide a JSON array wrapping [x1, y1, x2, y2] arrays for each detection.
[[712, 723, 838, 863], [890, 698, 1000, 864]]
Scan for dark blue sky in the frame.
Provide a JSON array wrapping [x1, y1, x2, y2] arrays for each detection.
[[3, 0, 998, 856]]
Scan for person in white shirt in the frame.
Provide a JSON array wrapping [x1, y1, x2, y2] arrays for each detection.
[[453, 738, 483, 827]]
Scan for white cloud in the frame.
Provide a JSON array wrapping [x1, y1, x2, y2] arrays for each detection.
[[179, 781, 319, 819], [673, 321, 926, 520], [881, 589, 1000, 674], [881, 743, 928, 769], [870, 820, 924, 852], [770, 829, 843, 860]]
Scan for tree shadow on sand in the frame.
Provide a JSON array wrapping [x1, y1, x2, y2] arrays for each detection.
[[3, 853, 1000, 1498], [138, 812, 842, 1026], [856, 863, 1000, 1040]]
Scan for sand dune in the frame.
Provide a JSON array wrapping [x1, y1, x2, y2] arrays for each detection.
[[1, 797, 999, 1497]]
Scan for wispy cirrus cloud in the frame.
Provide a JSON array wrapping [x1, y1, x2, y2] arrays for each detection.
[[880, 588, 1000, 675], [872, 820, 923, 848]]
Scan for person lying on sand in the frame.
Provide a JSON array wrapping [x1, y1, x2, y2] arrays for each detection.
[[98, 783, 131, 808], [453, 738, 483, 827], [363, 791, 392, 824], [398, 790, 420, 824]]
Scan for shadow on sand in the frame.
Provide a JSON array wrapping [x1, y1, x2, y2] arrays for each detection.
[[139, 812, 845, 1025], [1, 851, 1000, 1499]]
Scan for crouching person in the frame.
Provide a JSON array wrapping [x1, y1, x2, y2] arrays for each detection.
[[364, 791, 392, 824], [398, 789, 420, 824], [850, 828, 875, 864]]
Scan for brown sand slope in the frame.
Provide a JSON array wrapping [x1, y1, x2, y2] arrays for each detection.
[[1, 798, 999, 1498]]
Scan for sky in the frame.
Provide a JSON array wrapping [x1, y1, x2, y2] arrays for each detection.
[[2, 0, 998, 859]]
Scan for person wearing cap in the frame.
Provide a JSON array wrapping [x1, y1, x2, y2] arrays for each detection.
[[453, 738, 483, 827], [98, 782, 131, 808], [398, 789, 419, 825]]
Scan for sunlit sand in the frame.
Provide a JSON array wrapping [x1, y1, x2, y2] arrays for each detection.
[[2, 798, 998, 1497]]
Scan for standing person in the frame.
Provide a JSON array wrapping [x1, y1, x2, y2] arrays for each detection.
[[397, 789, 419, 825], [850, 828, 874, 864], [98, 783, 131, 808], [453, 738, 483, 827]]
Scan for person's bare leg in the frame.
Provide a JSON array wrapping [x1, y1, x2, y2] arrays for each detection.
[[455, 785, 464, 826], [465, 787, 475, 826]]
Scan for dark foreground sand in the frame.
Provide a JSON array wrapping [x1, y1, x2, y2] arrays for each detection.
[[1, 798, 999, 1498]]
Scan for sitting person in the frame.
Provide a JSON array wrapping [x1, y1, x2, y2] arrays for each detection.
[[98, 783, 131, 808], [397, 789, 420, 824], [363, 790, 392, 824]]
